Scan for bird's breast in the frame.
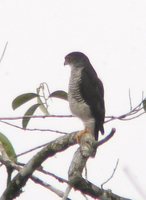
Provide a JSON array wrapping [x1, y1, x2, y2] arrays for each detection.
[[68, 67, 92, 121]]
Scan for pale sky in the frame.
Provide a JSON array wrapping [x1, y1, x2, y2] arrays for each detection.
[[0, 0, 146, 199]]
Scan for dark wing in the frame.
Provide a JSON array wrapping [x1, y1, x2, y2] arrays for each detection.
[[79, 64, 105, 140]]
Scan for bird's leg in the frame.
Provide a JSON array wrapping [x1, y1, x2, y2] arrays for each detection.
[[76, 128, 96, 157], [75, 128, 90, 143]]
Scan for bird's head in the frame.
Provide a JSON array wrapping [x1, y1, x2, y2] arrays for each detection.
[[64, 52, 90, 68]]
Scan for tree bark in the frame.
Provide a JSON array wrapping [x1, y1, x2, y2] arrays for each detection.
[[0, 129, 132, 200]]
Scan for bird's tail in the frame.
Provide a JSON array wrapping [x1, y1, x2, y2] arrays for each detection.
[[94, 122, 104, 140]]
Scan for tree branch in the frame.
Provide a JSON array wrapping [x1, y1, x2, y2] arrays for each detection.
[[0, 132, 77, 200], [0, 114, 73, 121], [31, 175, 71, 200], [68, 129, 132, 200], [0, 129, 132, 200], [68, 147, 131, 200], [101, 159, 119, 189], [0, 120, 68, 135], [0, 150, 70, 199]]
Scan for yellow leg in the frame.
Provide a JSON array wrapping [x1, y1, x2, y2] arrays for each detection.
[[75, 128, 91, 143]]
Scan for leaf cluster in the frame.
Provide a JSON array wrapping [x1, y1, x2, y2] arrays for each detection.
[[12, 83, 68, 129]]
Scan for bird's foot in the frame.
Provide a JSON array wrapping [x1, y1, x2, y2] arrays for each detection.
[[75, 128, 90, 143], [76, 129, 96, 158]]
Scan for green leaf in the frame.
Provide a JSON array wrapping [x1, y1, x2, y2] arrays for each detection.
[[37, 96, 49, 115], [22, 103, 41, 129], [49, 90, 68, 101], [143, 99, 146, 112], [0, 132, 17, 162], [12, 93, 39, 110]]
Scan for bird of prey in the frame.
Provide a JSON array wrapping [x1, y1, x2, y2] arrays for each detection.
[[64, 52, 105, 141]]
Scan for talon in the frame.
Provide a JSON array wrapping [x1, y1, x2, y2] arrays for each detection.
[[75, 128, 90, 143]]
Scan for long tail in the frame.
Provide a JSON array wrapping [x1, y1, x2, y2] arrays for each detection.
[[94, 121, 104, 140]]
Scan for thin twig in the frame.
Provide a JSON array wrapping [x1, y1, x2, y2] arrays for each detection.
[[0, 98, 144, 125], [62, 185, 72, 200], [106, 100, 143, 120], [0, 114, 73, 121], [16, 142, 50, 157], [119, 112, 145, 120], [0, 120, 68, 134], [101, 159, 119, 189], [15, 162, 68, 184], [37, 82, 50, 110], [38, 168, 68, 184], [105, 105, 144, 123], [31, 175, 72, 199], [0, 41, 8, 63], [128, 89, 133, 111]]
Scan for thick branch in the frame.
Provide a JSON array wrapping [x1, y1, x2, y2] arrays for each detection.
[[68, 129, 132, 200], [0, 129, 131, 200], [0, 132, 77, 200], [0, 153, 70, 199], [69, 150, 131, 200]]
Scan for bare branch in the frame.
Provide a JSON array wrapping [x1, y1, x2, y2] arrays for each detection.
[[38, 168, 68, 184], [101, 159, 119, 189], [18, 162, 68, 184], [105, 102, 144, 123], [0, 151, 71, 199], [62, 185, 72, 200], [128, 89, 133, 111], [31, 175, 72, 200], [66, 128, 132, 199], [0, 132, 77, 200], [0, 98, 144, 124], [118, 111, 145, 121], [68, 148, 131, 200], [0, 120, 68, 135], [0, 97, 144, 136], [0, 114, 73, 121], [16, 142, 51, 157], [0, 129, 132, 200], [68, 129, 116, 199]]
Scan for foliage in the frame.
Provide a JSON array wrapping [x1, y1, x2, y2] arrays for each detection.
[[49, 90, 68, 101], [0, 132, 16, 162], [0, 81, 145, 200], [12, 83, 68, 129], [12, 93, 39, 110]]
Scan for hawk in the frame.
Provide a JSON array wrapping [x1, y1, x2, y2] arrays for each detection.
[[64, 52, 105, 141]]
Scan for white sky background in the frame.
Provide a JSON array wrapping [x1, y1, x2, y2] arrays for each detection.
[[0, 0, 146, 199]]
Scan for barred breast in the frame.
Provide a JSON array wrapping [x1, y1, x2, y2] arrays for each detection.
[[68, 67, 94, 123]]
